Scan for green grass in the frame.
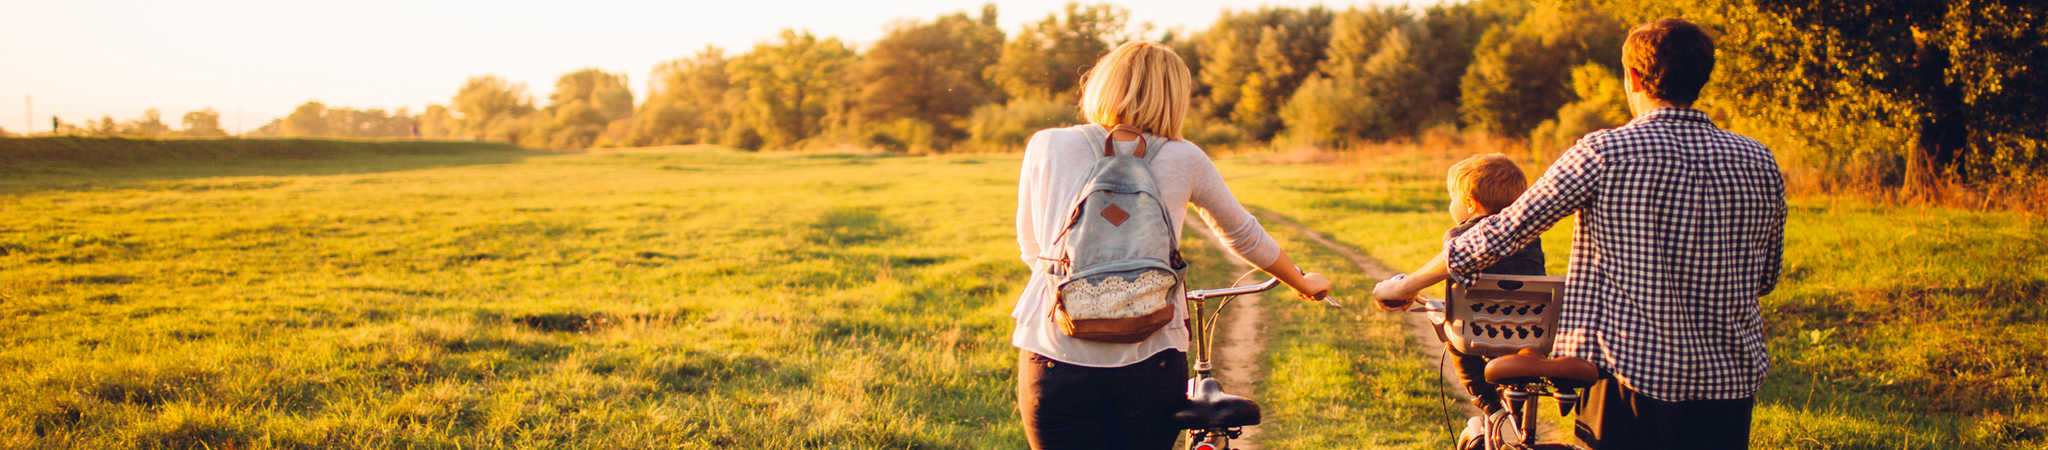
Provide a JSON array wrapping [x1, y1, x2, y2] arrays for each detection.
[[1248, 222, 1461, 449], [4, 138, 2040, 448], [0, 146, 1028, 447], [1214, 146, 2048, 449]]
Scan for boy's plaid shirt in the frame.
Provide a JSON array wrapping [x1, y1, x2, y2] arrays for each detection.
[[1446, 108, 1786, 401]]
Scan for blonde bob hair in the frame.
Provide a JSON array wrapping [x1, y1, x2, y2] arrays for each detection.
[[1078, 42, 1192, 141]]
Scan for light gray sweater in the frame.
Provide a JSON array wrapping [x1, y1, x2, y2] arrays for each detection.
[[1012, 124, 1281, 367]]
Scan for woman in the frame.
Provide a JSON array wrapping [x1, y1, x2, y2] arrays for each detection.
[[1012, 41, 1333, 449]]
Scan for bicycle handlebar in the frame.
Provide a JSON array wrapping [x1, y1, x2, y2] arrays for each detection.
[[1185, 277, 1282, 300], [1187, 276, 1344, 308]]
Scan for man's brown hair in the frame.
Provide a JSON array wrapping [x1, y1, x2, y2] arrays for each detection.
[[1623, 18, 1715, 105], [1448, 153, 1529, 213]]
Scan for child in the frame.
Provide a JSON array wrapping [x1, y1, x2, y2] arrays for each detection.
[[1442, 153, 1545, 414]]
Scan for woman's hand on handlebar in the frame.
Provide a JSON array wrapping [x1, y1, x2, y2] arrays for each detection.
[[1372, 274, 1421, 311], [1259, 250, 1329, 303], [1289, 272, 1331, 302]]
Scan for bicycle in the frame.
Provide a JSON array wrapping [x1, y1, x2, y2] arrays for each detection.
[[1387, 273, 1599, 450], [1174, 272, 1340, 450]]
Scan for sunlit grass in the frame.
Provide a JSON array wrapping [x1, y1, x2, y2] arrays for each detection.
[[3, 140, 2040, 448], [1247, 222, 1459, 449], [0, 147, 1026, 447]]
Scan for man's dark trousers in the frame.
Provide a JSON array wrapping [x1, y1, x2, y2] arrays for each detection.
[[1574, 376, 1755, 449]]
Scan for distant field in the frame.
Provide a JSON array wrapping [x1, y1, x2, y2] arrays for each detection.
[[0, 137, 523, 168], [3, 139, 2040, 448]]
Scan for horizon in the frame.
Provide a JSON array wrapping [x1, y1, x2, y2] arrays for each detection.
[[1, 0, 1419, 134]]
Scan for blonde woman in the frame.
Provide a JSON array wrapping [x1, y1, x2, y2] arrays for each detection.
[[1012, 41, 1332, 449]]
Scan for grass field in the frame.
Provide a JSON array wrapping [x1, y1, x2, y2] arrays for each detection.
[[3, 138, 2042, 448], [1, 144, 1034, 447]]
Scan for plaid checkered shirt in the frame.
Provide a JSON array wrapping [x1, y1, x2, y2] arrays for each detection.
[[1445, 107, 1785, 401]]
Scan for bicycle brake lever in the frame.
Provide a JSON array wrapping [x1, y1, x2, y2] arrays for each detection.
[[1410, 297, 1447, 325], [1407, 297, 1445, 313]]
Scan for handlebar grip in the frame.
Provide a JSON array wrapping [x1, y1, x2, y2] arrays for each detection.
[[1292, 266, 1337, 306], [1375, 274, 1419, 310]]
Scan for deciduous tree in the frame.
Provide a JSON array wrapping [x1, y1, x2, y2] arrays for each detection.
[[727, 29, 856, 149], [1458, 3, 1622, 137], [534, 68, 634, 149], [180, 109, 227, 137], [452, 75, 535, 142], [1603, 0, 2048, 191], [986, 3, 1130, 102], [282, 102, 330, 138], [852, 6, 1005, 150], [1196, 7, 1333, 140], [635, 47, 734, 146]]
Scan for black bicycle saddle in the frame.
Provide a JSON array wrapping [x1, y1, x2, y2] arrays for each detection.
[[1172, 378, 1262, 429]]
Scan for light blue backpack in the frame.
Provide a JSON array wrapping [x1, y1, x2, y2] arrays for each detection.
[[1043, 124, 1186, 343]]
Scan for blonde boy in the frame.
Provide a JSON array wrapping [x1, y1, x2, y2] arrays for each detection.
[[1442, 153, 1545, 413]]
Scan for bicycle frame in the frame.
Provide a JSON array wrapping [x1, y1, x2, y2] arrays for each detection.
[[1186, 278, 1279, 379], [1181, 277, 1279, 450], [1484, 380, 1583, 450], [1406, 297, 1587, 450]]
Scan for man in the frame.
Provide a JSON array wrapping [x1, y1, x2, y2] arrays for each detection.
[[1372, 18, 1785, 449]]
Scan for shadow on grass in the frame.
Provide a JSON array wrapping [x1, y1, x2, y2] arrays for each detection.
[[807, 207, 903, 246]]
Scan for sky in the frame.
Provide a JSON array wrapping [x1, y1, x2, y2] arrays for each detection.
[[1, 0, 1420, 134]]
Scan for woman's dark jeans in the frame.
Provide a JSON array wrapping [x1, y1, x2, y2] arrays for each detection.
[[1016, 349, 1188, 450]]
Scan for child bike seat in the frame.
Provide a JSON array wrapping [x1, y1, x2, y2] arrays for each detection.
[[1484, 348, 1599, 389], [1443, 274, 1567, 357], [1173, 378, 1261, 428]]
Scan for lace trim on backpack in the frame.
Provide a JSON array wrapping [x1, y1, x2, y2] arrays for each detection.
[[1060, 270, 1176, 319]]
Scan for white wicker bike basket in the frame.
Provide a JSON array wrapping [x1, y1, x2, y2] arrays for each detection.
[[1444, 273, 1567, 357]]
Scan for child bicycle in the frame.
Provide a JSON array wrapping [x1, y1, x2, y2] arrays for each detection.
[[1175, 271, 1339, 450], [1386, 273, 1599, 450]]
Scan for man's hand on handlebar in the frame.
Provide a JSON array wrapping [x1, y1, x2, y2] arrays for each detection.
[[1372, 273, 1422, 311]]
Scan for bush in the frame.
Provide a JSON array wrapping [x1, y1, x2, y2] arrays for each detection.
[[1529, 63, 1627, 158], [1529, 105, 1610, 159], [722, 126, 764, 151], [1181, 112, 1246, 149], [1278, 76, 1378, 149], [966, 98, 1077, 151], [862, 118, 937, 153]]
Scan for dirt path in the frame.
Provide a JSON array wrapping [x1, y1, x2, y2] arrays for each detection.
[[1247, 207, 1482, 417], [1187, 225, 1270, 449], [1250, 207, 1579, 445]]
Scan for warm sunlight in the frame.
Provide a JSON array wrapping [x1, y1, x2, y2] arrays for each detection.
[[1, 0, 1368, 134], [2, 1, 2042, 448]]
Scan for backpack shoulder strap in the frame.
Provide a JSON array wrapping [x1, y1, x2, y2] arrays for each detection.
[[1041, 125, 1111, 268], [1138, 131, 1169, 162], [1104, 124, 1148, 158], [1079, 124, 1108, 157]]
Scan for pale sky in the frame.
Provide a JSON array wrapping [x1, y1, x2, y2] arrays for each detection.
[[2, 0, 1421, 134]]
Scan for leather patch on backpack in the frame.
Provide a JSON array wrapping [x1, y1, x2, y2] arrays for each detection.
[[1100, 204, 1130, 226]]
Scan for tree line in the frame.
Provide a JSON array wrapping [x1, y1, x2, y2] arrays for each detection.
[[28, 1, 2042, 192]]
